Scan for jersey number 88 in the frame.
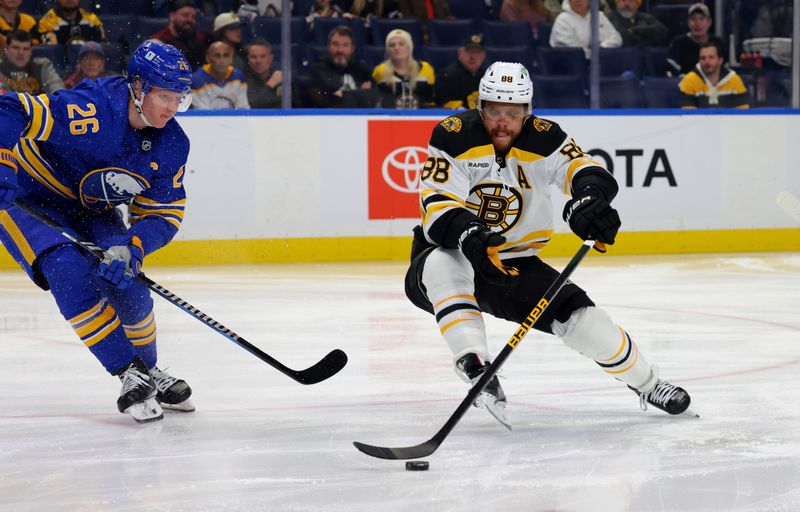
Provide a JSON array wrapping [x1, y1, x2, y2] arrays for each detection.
[[421, 157, 450, 183]]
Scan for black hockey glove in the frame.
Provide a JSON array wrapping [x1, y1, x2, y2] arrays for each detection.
[[563, 186, 621, 246], [459, 223, 519, 287]]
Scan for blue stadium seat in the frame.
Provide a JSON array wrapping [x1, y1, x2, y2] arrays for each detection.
[[447, 0, 487, 21], [537, 46, 585, 78], [370, 18, 424, 58], [270, 43, 305, 70], [485, 45, 533, 68], [422, 46, 459, 71], [197, 15, 215, 34], [311, 17, 368, 50], [598, 47, 642, 77], [252, 16, 308, 46], [599, 75, 643, 108], [136, 17, 169, 46], [652, 4, 692, 40], [364, 45, 386, 69], [291, 0, 313, 17], [643, 46, 668, 76], [482, 20, 534, 48], [305, 44, 328, 66], [106, 0, 156, 16], [32, 45, 67, 75], [642, 77, 682, 108], [20, 0, 43, 16], [427, 19, 479, 47], [66, 42, 127, 73], [215, 0, 238, 13], [531, 74, 587, 109], [536, 21, 552, 47], [102, 14, 136, 49]]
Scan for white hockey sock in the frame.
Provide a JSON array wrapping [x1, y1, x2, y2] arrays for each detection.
[[422, 248, 490, 363], [552, 307, 655, 391]]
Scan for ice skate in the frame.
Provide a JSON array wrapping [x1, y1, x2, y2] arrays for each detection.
[[456, 353, 511, 430], [630, 367, 697, 418], [151, 366, 194, 412], [116, 357, 163, 423]]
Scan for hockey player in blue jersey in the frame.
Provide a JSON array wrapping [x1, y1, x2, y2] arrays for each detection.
[[0, 41, 196, 423]]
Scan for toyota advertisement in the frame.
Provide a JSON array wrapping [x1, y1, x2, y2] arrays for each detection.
[[367, 119, 439, 220]]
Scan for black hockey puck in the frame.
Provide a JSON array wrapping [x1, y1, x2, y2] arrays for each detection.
[[405, 461, 429, 471]]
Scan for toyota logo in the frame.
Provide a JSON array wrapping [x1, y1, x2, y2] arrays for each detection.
[[381, 146, 427, 194]]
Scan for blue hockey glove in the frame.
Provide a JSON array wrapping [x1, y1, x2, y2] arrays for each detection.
[[459, 223, 519, 287], [97, 236, 145, 289]]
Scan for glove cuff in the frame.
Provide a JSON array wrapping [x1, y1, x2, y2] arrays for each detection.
[[0, 149, 17, 175], [457, 222, 485, 250]]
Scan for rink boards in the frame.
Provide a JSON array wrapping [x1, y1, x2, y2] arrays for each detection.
[[2, 110, 799, 268]]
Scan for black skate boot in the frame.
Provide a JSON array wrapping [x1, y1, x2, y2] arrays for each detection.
[[151, 367, 194, 412], [456, 353, 511, 430], [629, 370, 692, 416], [115, 357, 163, 423]]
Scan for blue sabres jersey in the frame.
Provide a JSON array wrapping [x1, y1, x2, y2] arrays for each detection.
[[0, 76, 189, 256]]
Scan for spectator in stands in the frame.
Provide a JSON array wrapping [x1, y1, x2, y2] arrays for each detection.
[[237, 0, 283, 19], [666, 3, 724, 76], [545, 0, 611, 19], [38, 0, 104, 46], [213, 12, 246, 70], [372, 28, 435, 108], [151, 0, 209, 70], [0, 30, 64, 94], [499, 0, 552, 36], [397, 0, 450, 25], [191, 41, 250, 109], [678, 41, 748, 109], [435, 33, 486, 109], [0, 0, 39, 51], [550, 0, 621, 58], [750, 0, 793, 38], [608, 0, 668, 47], [340, 0, 403, 22], [307, 25, 377, 108], [63, 41, 110, 88], [307, 0, 345, 30], [244, 38, 282, 108]]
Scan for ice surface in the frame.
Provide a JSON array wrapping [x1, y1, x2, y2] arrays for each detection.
[[1, 253, 799, 511]]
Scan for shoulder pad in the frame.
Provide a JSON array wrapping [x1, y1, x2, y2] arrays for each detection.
[[429, 110, 490, 156], [512, 116, 567, 157]]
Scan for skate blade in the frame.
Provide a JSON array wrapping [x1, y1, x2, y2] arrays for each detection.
[[474, 393, 512, 431], [159, 398, 195, 413], [679, 407, 700, 419], [124, 398, 164, 423]]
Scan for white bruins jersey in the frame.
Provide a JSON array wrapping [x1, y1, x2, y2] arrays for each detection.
[[420, 110, 609, 259]]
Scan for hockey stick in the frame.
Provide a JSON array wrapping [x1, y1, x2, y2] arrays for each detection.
[[12, 200, 348, 385], [776, 191, 800, 223], [353, 240, 595, 460]]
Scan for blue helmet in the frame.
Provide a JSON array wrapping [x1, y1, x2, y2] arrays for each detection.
[[127, 40, 192, 96]]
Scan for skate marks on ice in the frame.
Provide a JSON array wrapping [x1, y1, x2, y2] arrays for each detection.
[[0, 255, 799, 511]]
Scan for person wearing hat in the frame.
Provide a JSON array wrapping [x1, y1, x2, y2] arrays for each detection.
[[666, 3, 725, 76], [499, 0, 552, 37], [64, 41, 110, 88], [150, 0, 209, 70], [212, 12, 246, 70], [435, 34, 486, 109], [607, 0, 668, 47], [372, 28, 435, 108]]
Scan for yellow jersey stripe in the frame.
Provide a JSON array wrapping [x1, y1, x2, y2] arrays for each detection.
[[74, 303, 117, 338], [0, 211, 37, 265], [131, 331, 157, 346], [33, 95, 54, 141], [124, 311, 154, 330], [133, 197, 187, 207], [455, 144, 494, 161], [599, 327, 628, 363], [18, 140, 77, 199], [434, 294, 476, 308], [604, 344, 639, 375], [129, 206, 186, 220], [440, 317, 476, 334], [507, 147, 545, 163], [69, 300, 105, 326]]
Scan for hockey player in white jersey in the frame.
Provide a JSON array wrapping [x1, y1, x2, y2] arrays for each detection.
[[405, 62, 692, 428]]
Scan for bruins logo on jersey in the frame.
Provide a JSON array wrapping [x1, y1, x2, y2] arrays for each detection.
[[533, 118, 552, 132], [440, 116, 462, 133], [465, 183, 523, 233]]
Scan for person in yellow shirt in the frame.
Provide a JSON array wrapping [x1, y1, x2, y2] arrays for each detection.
[[372, 29, 435, 109], [678, 41, 749, 109], [38, 0, 104, 46], [0, 0, 39, 50]]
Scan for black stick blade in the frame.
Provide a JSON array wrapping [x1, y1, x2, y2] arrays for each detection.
[[293, 349, 348, 385], [352, 439, 440, 460]]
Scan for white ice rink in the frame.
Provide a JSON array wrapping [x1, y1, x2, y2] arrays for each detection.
[[1, 252, 799, 512]]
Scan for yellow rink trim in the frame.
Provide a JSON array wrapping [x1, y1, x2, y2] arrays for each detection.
[[0, 228, 798, 269]]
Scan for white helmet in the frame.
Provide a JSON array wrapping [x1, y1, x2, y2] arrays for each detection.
[[478, 61, 533, 112]]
